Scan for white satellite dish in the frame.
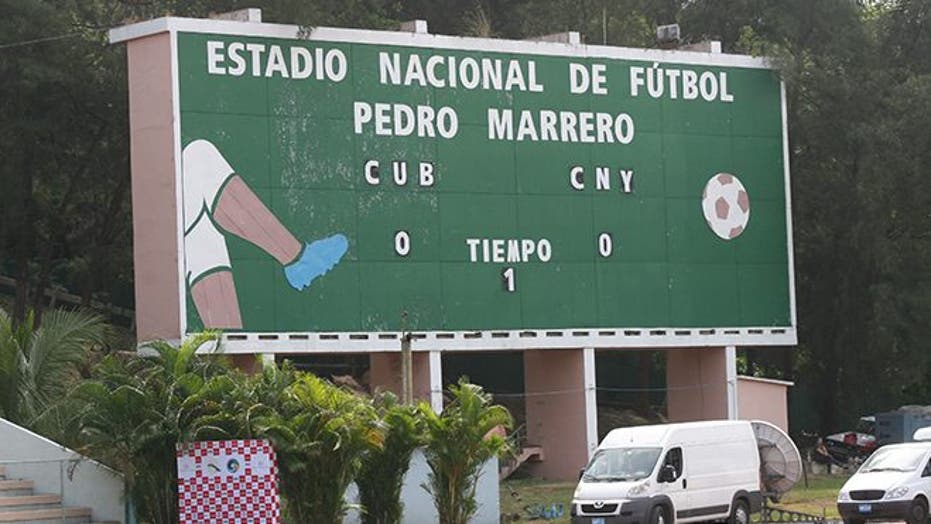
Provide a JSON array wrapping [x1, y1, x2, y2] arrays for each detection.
[[752, 420, 803, 500]]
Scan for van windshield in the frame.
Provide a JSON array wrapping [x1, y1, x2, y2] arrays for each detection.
[[583, 447, 662, 482], [860, 447, 927, 473]]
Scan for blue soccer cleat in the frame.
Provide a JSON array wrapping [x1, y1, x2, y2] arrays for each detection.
[[284, 234, 349, 290]]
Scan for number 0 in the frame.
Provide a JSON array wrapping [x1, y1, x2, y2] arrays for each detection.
[[598, 233, 613, 257], [394, 231, 411, 256], [502, 267, 516, 292]]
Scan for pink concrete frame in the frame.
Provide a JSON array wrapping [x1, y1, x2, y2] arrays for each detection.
[[127, 33, 185, 343]]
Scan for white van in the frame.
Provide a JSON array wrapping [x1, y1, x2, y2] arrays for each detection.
[[571, 421, 764, 524], [837, 427, 931, 524]]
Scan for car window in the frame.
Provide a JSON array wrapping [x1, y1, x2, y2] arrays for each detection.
[[922, 458, 931, 477], [861, 447, 926, 473], [659, 447, 683, 481], [582, 447, 663, 482]]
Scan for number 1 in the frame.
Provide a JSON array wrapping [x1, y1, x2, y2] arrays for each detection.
[[502, 267, 516, 292]]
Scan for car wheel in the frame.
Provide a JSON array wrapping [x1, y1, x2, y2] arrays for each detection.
[[650, 504, 669, 524], [907, 498, 928, 524], [728, 498, 750, 524]]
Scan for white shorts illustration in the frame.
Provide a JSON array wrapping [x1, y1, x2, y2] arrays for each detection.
[[182, 139, 236, 283]]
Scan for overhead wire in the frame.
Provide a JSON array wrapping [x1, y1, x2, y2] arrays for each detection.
[[0, 33, 82, 50], [427, 382, 731, 398], [0, 24, 111, 51]]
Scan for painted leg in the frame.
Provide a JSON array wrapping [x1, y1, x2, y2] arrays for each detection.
[[183, 140, 348, 293], [213, 175, 349, 291], [213, 175, 302, 265], [190, 270, 243, 329]]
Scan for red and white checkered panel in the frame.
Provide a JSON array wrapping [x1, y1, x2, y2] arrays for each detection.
[[177, 439, 281, 524]]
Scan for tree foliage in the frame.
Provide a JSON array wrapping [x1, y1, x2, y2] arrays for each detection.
[[70, 332, 224, 524], [421, 380, 512, 524], [0, 306, 107, 426], [357, 392, 426, 524], [257, 373, 383, 524], [61, 337, 514, 524]]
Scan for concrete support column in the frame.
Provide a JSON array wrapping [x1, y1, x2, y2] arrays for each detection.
[[229, 354, 263, 375], [429, 350, 443, 413], [666, 347, 730, 421], [524, 349, 596, 480], [126, 33, 184, 343], [369, 352, 435, 406], [725, 346, 738, 419], [583, 347, 598, 459]]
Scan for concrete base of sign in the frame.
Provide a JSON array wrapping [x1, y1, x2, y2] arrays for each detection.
[[523, 349, 596, 480], [665, 347, 730, 421], [229, 346, 757, 483], [369, 351, 444, 412], [228, 354, 263, 374]]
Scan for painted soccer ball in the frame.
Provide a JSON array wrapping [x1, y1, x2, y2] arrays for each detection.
[[701, 173, 750, 240]]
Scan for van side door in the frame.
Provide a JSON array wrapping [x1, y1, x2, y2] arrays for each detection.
[[657, 447, 688, 517], [919, 455, 931, 500]]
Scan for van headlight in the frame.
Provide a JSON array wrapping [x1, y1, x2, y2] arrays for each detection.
[[838, 491, 850, 502], [886, 487, 910, 499], [628, 481, 650, 498]]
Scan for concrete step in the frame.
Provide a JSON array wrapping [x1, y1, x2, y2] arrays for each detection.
[[0, 495, 62, 512], [500, 445, 545, 480], [0, 481, 33, 497], [0, 505, 91, 523]]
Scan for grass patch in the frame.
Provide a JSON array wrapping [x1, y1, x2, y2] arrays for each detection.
[[500, 478, 574, 523], [499, 473, 851, 522], [774, 473, 849, 519]]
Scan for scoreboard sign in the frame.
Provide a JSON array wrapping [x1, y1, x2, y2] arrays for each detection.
[[157, 20, 794, 348]]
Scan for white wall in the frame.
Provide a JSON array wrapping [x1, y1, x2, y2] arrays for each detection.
[[0, 418, 125, 523], [345, 450, 499, 524]]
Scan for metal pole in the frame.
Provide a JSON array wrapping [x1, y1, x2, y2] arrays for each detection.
[[602, 6, 607, 45], [400, 310, 413, 404], [59, 460, 65, 523]]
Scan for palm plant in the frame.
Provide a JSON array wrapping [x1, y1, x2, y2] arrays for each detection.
[[421, 380, 513, 524], [186, 360, 296, 441], [357, 392, 426, 524], [70, 332, 224, 524], [257, 373, 383, 524], [0, 307, 107, 427]]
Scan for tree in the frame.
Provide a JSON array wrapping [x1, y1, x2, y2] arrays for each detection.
[[420, 380, 512, 524], [0, 306, 107, 426], [257, 373, 383, 524], [357, 392, 425, 524], [70, 332, 224, 524], [690, 0, 931, 431], [0, 0, 135, 323]]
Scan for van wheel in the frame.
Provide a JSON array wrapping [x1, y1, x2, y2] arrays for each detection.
[[907, 498, 928, 524], [649, 504, 669, 524], [728, 498, 750, 524]]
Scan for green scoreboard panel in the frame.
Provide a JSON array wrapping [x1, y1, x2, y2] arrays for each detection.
[[173, 23, 795, 348]]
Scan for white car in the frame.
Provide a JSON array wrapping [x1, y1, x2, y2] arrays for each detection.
[[837, 430, 931, 524]]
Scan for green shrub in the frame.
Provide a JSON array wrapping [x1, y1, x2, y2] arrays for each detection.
[[70, 332, 225, 524], [421, 380, 513, 524], [257, 373, 382, 524], [357, 392, 425, 524]]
